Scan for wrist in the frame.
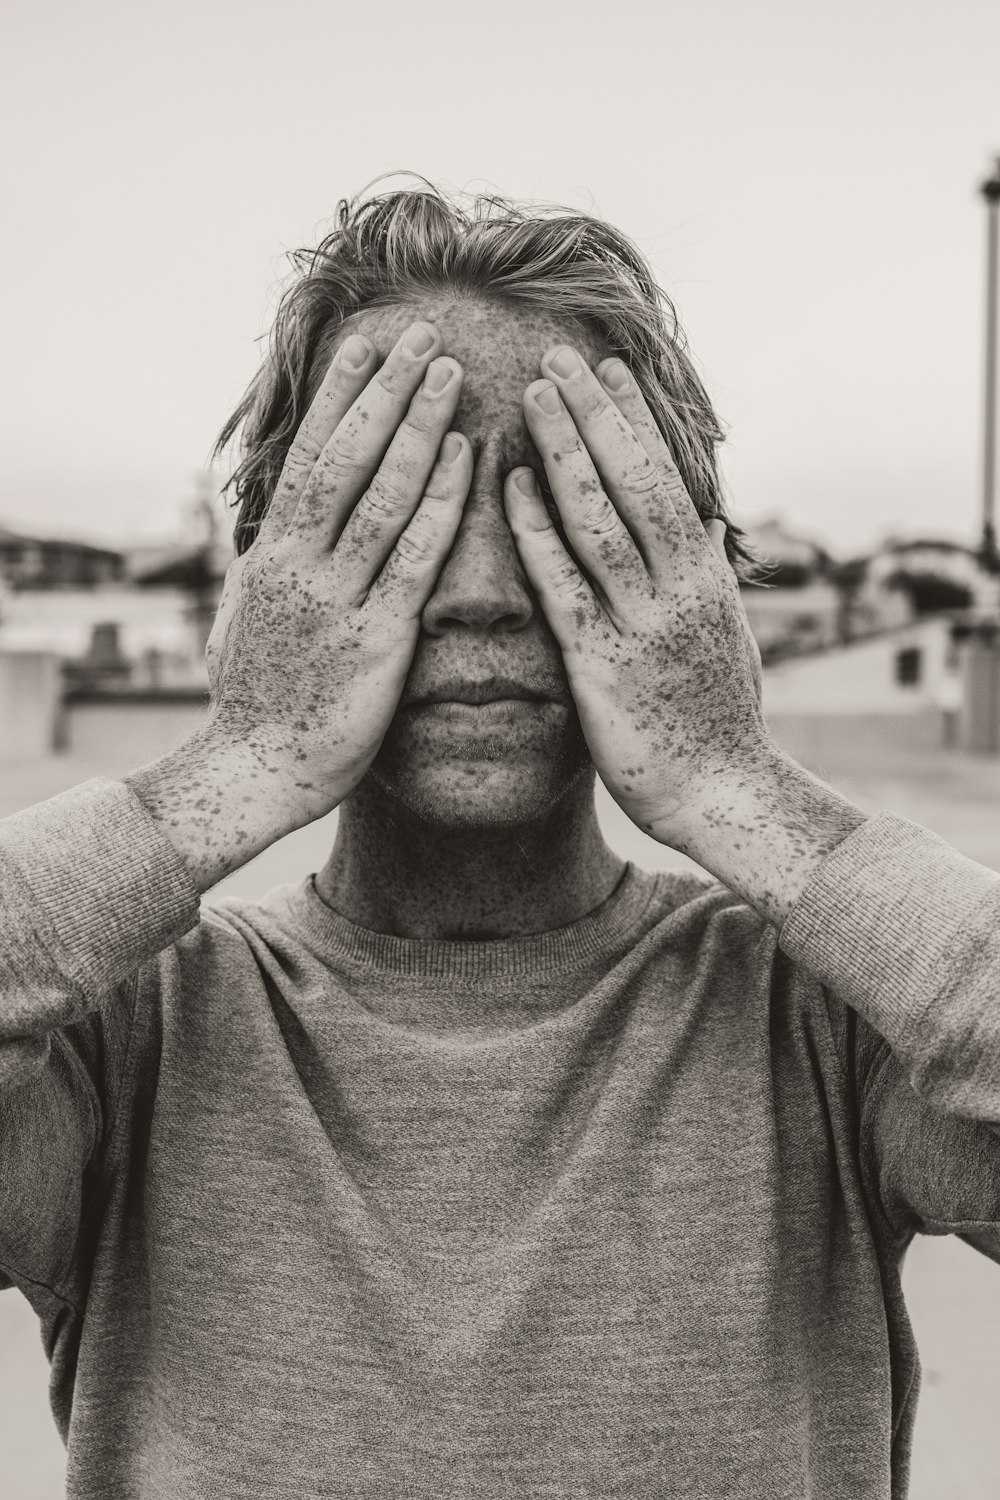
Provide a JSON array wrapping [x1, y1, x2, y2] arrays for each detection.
[[654, 749, 868, 928], [125, 722, 336, 894]]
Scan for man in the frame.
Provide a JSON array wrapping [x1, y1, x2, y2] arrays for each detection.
[[1, 181, 998, 1500]]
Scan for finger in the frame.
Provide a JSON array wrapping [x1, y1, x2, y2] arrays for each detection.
[[522, 380, 653, 611], [255, 332, 378, 547], [364, 432, 473, 618], [503, 468, 607, 653], [280, 321, 444, 551], [329, 357, 464, 600], [539, 347, 700, 584], [701, 517, 742, 595], [707, 518, 728, 565], [591, 355, 710, 555]]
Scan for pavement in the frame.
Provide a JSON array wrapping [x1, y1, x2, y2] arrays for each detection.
[[1, 707, 998, 1497]]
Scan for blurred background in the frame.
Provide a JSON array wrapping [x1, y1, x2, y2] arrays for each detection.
[[3, 0, 1000, 1494]]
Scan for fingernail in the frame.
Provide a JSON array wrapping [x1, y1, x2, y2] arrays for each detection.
[[602, 359, 629, 392], [338, 335, 369, 370], [403, 323, 436, 356], [534, 384, 562, 415], [423, 359, 454, 395], [514, 469, 538, 496], [441, 433, 463, 464], [549, 346, 580, 379]]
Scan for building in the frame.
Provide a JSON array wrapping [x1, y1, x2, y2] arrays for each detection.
[[829, 536, 1000, 641], [738, 520, 1000, 664], [760, 613, 963, 717], [738, 515, 848, 659], [0, 524, 125, 590]]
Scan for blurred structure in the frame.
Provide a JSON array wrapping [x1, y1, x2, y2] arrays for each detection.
[[735, 519, 1000, 662], [761, 612, 966, 717], [63, 621, 133, 693], [3, 462, 1000, 766], [737, 518, 844, 657], [739, 516, 1000, 753], [0, 524, 124, 590], [0, 472, 232, 767], [0, 651, 62, 762], [978, 155, 1000, 570], [131, 471, 231, 661]]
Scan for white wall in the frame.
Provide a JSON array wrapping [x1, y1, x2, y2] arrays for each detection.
[[0, 585, 202, 664], [0, 652, 61, 763], [761, 617, 955, 716]]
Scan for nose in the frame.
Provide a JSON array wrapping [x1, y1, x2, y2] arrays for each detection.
[[420, 475, 536, 637]]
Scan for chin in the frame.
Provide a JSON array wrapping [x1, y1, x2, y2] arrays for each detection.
[[363, 714, 592, 830]]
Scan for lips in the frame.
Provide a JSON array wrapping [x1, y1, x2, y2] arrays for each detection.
[[404, 675, 562, 707]]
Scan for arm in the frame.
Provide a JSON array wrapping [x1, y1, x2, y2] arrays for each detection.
[[0, 316, 474, 1303], [504, 339, 1000, 1228], [660, 748, 870, 930]]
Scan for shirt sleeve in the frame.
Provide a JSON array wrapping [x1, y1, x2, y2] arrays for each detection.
[[0, 777, 200, 1304], [778, 810, 1000, 1257]]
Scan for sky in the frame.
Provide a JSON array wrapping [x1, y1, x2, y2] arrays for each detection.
[[2, 0, 998, 562]]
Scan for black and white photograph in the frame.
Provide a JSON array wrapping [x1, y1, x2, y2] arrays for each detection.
[[2, 1, 999, 1495]]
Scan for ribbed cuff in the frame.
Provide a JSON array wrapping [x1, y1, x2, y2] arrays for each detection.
[[779, 810, 1000, 1051], [0, 776, 200, 999]]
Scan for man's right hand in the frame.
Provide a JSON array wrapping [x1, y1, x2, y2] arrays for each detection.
[[126, 320, 472, 892], [206, 318, 471, 815]]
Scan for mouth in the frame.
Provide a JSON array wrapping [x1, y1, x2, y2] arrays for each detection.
[[404, 676, 560, 708], [400, 676, 570, 744]]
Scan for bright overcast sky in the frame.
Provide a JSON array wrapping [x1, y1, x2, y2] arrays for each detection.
[[2, 0, 998, 560]]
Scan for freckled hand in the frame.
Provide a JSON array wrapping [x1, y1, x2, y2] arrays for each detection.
[[502, 344, 771, 847], [204, 321, 474, 821]]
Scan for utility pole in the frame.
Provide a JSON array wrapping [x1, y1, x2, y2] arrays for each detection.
[[979, 156, 1000, 573]]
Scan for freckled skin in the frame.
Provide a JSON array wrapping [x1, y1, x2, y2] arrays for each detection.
[[314, 298, 627, 939], [128, 296, 867, 932]]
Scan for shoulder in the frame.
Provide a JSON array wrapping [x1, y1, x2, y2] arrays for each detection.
[[637, 861, 860, 1045], [127, 879, 314, 1009]]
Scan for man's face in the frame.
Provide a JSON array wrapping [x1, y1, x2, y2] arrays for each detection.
[[328, 296, 612, 829]]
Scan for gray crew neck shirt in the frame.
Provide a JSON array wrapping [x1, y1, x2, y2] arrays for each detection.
[[2, 777, 1000, 1498]]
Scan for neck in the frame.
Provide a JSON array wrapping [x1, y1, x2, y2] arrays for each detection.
[[315, 776, 625, 940]]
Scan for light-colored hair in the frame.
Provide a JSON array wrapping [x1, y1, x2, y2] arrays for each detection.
[[216, 174, 773, 582]]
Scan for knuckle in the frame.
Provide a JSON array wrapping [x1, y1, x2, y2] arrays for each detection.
[[260, 537, 297, 577], [320, 435, 365, 481], [220, 552, 250, 584], [559, 431, 587, 462], [400, 401, 442, 438], [372, 358, 413, 399], [421, 483, 456, 507], [293, 449, 356, 514], [577, 383, 607, 421], [276, 445, 315, 489], [663, 467, 690, 505], [364, 470, 413, 517], [548, 557, 585, 596], [393, 522, 433, 566], [622, 458, 661, 497], [582, 500, 620, 536]]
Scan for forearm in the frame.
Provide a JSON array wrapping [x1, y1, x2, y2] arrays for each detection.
[[0, 777, 200, 1083], [662, 749, 870, 929]]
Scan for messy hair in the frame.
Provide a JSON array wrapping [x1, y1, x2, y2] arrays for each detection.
[[215, 174, 772, 582]]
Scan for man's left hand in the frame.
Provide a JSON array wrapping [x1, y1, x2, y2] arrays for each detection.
[[504, 343, 776, 850]]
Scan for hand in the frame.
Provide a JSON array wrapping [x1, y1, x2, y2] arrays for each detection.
[[503, 345, 770, 848], [205, 320, 473, 823]]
